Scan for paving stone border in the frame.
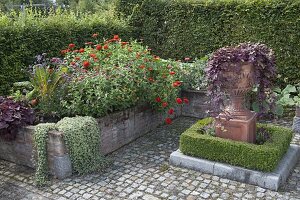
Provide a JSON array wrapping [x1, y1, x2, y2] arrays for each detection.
[[293, 116, 300, 133], [170, 144, 300, 191]]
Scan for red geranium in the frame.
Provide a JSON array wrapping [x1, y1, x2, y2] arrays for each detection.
[[96, 45, 102, 51], [139, 65, 145, 69], [170, 71, 176, 75], [92, 33, 98, 38], [70, 61, 76, 66], [79, 48, 85, 53], [83, 61, 90, 68], [148, 77, 154, 82], [168, 108, 174, 115], [183, 97, 189, 104], [165, 118, 172, 124], [103, 44, 109, 50], [155, 97, 162, 102], [162, 102, 168, 108], [176, 98, 183, 104], [113, 35, 120, 40], [75, 57, 81, 61], [69, 43, 75, 49], [90, 53, 97, 58], [173, 81, 181, 87]]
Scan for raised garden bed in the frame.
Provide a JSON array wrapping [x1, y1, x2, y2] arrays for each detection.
[[0, 90, 207, 179]]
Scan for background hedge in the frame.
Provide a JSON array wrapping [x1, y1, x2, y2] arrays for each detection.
[[117, 0, 300, 86], [179, 118, 293, 172], [0, 10, 133, 95]]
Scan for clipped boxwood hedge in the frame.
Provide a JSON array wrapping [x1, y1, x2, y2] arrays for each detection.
[[179, 118, 293, 172], [119, 0, 300, 86], [0, 11, 133, 95]]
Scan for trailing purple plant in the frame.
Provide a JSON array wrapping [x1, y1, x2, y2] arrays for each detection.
[[0, 96, 35, 141], [205, 42, 276, 117]]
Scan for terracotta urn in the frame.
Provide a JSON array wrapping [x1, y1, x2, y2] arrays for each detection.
[[215, 63, 257, 143]]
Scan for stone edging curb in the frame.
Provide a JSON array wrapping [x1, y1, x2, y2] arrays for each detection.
[[169, 144, 300, 191]]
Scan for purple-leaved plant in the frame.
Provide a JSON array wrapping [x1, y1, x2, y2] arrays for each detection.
[[0, 97, 35, 140], [205, 42, 276, 117]]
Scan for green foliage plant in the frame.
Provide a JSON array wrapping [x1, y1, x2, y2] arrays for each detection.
[[33, 116, 106, 186], [180, 118, 293, 172], [58, 34, 187, 124], [277, 84, 300, 107]]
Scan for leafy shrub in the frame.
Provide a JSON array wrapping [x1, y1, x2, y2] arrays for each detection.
[[120, 0, 300, 86], [180, 118, 293, 172], [0, 9, 133, 95], [52, 35, 186, 124], [180, 55, 209, 91], [0, 97, 35, 141]]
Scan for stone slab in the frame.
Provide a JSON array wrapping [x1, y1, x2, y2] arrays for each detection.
[[169, 144, 300, 191], [293, 116, 300, 133]]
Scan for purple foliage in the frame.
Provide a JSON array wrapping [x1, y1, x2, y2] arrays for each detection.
[[206, 42, 276, 116], [0, 97, 35, 140]]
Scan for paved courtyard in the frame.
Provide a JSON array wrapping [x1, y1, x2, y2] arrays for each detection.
[[1, 117, 300, 200]]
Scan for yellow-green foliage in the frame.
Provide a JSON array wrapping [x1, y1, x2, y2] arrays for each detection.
[[34, 116, 107, 186], [180, 118, 293, 172]]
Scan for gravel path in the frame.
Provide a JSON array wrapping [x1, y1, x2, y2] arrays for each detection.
[[1, 117, 300, 200]]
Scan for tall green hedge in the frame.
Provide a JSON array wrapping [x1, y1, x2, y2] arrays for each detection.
[[0, 10, 133, 95], [118, 0, 300, 85]]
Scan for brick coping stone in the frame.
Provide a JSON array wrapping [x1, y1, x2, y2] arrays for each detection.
[[169, 144, 300, 191]]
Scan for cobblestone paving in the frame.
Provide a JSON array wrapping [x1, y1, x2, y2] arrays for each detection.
[[1, 117, 300, 200]]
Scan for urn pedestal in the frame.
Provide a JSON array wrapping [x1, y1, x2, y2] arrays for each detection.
[[215, 112, 257, 143]]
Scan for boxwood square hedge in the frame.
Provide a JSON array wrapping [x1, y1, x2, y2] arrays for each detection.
[[179, 118, 293, 172]]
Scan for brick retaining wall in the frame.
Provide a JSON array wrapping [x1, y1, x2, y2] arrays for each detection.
[[0, 90, 207, 179]]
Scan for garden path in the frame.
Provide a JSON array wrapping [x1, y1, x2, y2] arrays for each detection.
[[1, 117, 300, 200]]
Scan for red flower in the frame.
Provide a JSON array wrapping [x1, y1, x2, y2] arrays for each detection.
[[170, 71, 176, 75], [162, 102, 168, 108], [61, 49, 67, 55], [148, 67, 153, 71], [183, 97, 189, 104], [139, 65, 145, 69], [73, 50, 79, 53], [153, 56, 160, 61], [173, 81, 181, 87], [113, 35, 120, 40], [75, 57, 81, 61], [176, 98, 183, 104], [90, 53, 97, 58], [85, 42, 93, 45], [184, 57, 191, 61], [155, 97, 162, 103], [92, 33, 98, 38], [83, 61, 90, 68], [148, 77, 154, 82], [70, 61, 76, 66], [168, 108, 174, 115], [79, 48, 85, 53], [121, 42, 128, 46], [165, 118, 172, 125], [69, 43, 75, 48], [96, 44, 102, 51], [103, 44, 109, 50]]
